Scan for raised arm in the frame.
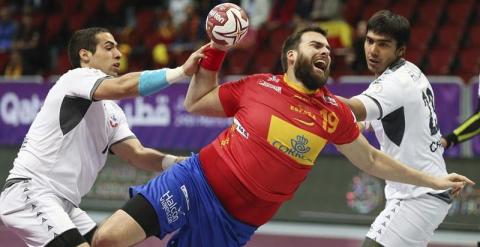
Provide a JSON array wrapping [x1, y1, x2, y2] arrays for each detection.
[[184, 43, 229, 117], [92, 45, 207, 100], [336, 134, 474, 191]]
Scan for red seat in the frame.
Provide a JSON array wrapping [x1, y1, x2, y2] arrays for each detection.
[[68, 13, 88, 33], [465, 25, 480, 48], [268, 26, 294, 53], [248, 50, 279, 74], [62, 0, 80, 16], [408, 26, 433, 52], [104, 0, 124, 15], [415, 0, 446, 27], [361, 3, 390, 20], [390, 0, 417, 19], [425, 49, 454, 75], [434, 25, 463, 51], [44, 15, 64, 44], [342, 0, 364, 23], [82, 0, 101, 17], [0, 52, 9, 73], [135, 10, 156, 37], [54, 50, 71, 75], [456, 48, 480, 75], [444, 2, 473, 28], [225, 49, 252, 75], [404, 48, 424, 66]]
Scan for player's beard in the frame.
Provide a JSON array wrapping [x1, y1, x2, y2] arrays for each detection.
[[294, 53, 330, 90]]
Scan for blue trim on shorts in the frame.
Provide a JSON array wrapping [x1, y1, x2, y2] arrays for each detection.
[[129, 154, 257, 247]]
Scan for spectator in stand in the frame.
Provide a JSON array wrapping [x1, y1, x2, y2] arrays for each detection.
[[238, 0, 272, 49], [13, 12, 42, 74], [0, 6, 17, 52], [3, 49, 24, 78], [346, 20, 368, 73]]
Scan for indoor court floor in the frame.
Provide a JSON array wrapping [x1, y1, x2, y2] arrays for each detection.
[[0, 213, 478, 247]]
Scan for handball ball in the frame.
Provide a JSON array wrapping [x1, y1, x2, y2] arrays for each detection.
[[205, 3, 249, 47]]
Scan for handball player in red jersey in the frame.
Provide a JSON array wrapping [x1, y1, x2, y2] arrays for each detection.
[[92, 27, 474, 247]]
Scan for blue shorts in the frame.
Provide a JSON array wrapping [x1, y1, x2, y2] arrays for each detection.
[[129, 154, 257, 247]]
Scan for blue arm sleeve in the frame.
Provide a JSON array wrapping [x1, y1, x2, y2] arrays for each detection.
[[138, 69, 168, 96]]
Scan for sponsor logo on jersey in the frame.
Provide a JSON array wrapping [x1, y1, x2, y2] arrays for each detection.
[[293, 117, 315, 126], [259, 80, 282, 93], [180, 185, 190, 211], [290, 105, 317, 120], [233, 117, 249, 138], [267, 115, 326, 166], [160, 190, 185, 224]]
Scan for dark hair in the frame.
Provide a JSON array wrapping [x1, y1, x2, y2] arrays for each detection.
[[366, 10, 410, 48], [68, 27, 110, 68], [281, 26, 328, 72]]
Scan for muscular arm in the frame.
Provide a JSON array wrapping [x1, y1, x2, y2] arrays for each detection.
[[110, 138, 182, 172], [92, 45, 206, 100], [336, 134, 474, 190], [184, 44, 227, 117], [340, 97, 368, 121], [442, 99, 480, 148], [93, 72, 142, 100]]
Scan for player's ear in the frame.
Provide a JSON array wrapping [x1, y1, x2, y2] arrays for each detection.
[[396, 45, 406, 57], [79, 49, 92, 65], [287, 50, 297, 65]]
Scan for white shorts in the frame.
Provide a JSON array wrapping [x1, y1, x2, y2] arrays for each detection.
[[366, 193, 451, 247], [0, 178, 96, 247]]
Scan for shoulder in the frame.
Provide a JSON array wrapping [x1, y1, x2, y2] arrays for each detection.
[[104, 100, 124, 111], [384, 60, 423, 85], [241, 73, 278, 83], [67, 67, 106, 78], [58, 68, 107, 83], [319, 88, 353, 116]]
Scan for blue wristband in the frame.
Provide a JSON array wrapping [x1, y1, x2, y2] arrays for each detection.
[[138, 69, 168, 96]]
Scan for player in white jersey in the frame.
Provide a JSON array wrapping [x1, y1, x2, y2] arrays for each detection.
[[343, 11, 456, 247], [0, 27, 206, 247], [441, 79, 480, 149]]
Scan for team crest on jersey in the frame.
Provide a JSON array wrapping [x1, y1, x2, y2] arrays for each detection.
[[109, 114, 119, 128], [323, 95, 338, 106], [366, 84, 383, 94], [268, 115, 326, 166], [267, 75, 280, 83]]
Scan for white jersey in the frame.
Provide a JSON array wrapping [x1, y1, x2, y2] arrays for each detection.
[[7, 68, 135, 205], [354, 59, 447, 200]]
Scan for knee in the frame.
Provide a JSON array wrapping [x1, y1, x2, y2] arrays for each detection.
[[92, 227, 122, 247]]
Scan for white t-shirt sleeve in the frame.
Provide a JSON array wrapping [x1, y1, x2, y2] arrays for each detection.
[[354, 78, 405, 121], [64, 68, 111, 100]]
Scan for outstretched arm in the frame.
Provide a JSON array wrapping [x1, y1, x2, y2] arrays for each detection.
[[92, 45, 207, 100], [441, 99, 480, 148], [336, 134, 474, 191], [184, 43, 229, 117], [110, 138, 185, 172]]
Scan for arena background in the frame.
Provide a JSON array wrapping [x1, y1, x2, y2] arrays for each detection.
[[0, 0, 480, 246]]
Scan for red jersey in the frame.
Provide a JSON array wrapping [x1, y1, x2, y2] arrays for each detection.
[[199, 74, 359, 226]]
